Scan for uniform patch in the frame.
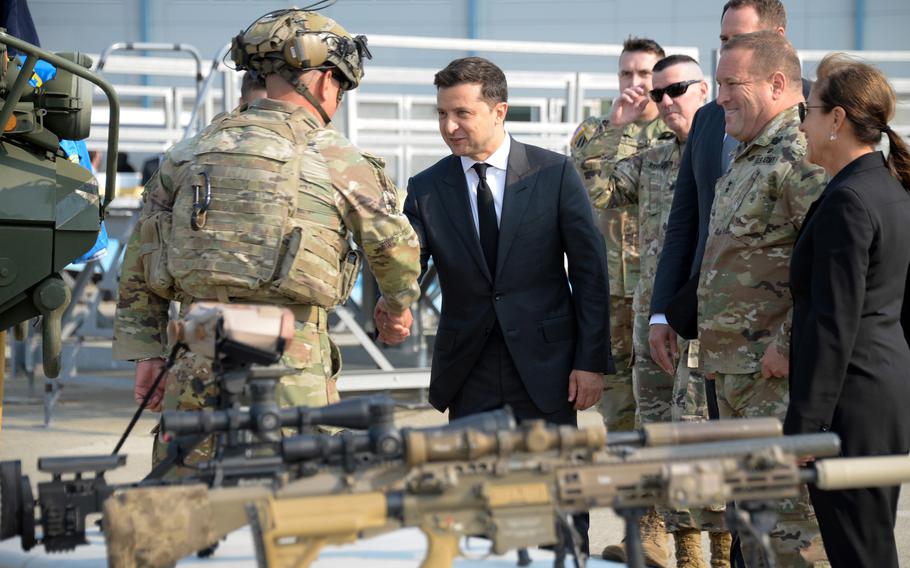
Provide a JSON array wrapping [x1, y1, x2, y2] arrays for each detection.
[[571, 124, 588, 148]]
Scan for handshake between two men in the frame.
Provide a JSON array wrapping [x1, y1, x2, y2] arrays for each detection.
[[373, 297, 414, 345]]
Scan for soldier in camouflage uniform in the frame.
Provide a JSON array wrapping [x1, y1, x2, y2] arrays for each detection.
[[112, 9, 421, 469], [571, 37, 672, 438], [592, 55, 730, 568], [699, 33, 829, 567], [572, 36, 673, 568]]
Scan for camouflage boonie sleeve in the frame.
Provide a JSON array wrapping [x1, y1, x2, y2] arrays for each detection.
[[111, 157, 180, 360], [570, 116, 602, 163], [771, 160, 829, 358], [571, 118, 626, 200], [696, 108, 826, 373], [318, 138, 421, 314], [589, 150, 645, 210]]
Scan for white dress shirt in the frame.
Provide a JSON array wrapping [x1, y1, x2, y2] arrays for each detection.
[[460, 134, 511, 237]]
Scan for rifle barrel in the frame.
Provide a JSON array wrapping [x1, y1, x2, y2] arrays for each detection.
[[623, 433, 841, 463], [808, 455, 910, 490]]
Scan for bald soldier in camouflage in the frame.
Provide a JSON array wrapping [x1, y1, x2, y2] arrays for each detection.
[[113, 9, 421, 467], [592, 55, 734, 568], [699, 32, 829, 566], [571, 37, 673, 437]]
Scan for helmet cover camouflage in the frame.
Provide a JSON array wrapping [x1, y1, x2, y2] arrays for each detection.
[[231, 9, 371, 91]]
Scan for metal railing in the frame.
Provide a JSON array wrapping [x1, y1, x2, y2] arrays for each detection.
[[46, 36, 910, 401]]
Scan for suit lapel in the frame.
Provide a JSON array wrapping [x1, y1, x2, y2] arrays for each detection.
[[797, 187, 828, 241], [436, 155, 493, 281], [495, 139, 537, 280], [708, 103, 727, 179]]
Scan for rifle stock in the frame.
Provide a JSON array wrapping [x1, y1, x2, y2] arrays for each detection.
[[104, 485, 217, 568], [248, 493, 391, 568]]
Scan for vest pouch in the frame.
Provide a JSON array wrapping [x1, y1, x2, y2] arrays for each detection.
[[138, 211, 176, 300], [166, 128, 299, 300], [273, 226, 347, 307], [338, 248, 362, 303]]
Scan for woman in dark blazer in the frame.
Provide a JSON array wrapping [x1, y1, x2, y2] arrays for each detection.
[[784, 53, 910, 568]]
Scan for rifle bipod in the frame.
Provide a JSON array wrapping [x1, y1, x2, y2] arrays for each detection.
[[726, 501, 778, 568], [617, 507, 647, 568], [553, 511, 586, 568]]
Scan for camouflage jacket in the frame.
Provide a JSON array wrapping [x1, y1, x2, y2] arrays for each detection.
[[590, 138, 683, 315], [571, 115, 673, 297], [696, 106, 827, 374], [113, 99, 421, 360]]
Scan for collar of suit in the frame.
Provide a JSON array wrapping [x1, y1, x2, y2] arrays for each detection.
[[460, 132, 511, 176], [438, 136, 537, 283]]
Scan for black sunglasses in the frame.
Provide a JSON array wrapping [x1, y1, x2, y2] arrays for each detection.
[[798, 102, 827, 123], [649, 79, 701, 103]]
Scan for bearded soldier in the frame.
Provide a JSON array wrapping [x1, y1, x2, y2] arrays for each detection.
[[112, 9, 421, 466]]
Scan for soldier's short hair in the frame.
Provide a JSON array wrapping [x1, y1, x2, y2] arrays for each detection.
[[240, 71, 265, 101], [652, 54, 700, 74], [722, 31, 800, 88], [434, 57, 508, 105], [721, 0, 787, 30], [621, 37, 665, 59]]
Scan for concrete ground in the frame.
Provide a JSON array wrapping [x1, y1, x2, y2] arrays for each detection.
[[2, 371, 910, 567]]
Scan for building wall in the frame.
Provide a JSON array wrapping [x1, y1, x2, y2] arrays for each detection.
[[29, 0, 910, 72]]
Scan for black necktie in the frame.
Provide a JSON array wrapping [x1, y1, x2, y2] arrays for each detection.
[[473, 162, 498, 278]]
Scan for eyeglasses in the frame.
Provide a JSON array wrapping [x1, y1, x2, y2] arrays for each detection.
[[648, 80, 701, 103], [798, 102, 827, 123]]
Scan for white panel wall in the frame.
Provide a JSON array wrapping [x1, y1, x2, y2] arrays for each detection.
[[29, 0, 910, 71], [26, 0, 910, 79]]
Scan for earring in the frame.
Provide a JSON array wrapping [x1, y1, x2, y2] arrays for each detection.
[[829, 132, 837, 141]]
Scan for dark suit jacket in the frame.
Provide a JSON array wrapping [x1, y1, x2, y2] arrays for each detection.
[[404, 138, 613, 414], [650, 101, 725, 316], [652, 80, 813, 319], [784, 151, 910, 442]]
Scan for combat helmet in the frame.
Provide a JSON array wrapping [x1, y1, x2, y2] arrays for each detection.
[[231, 8, 372, 122]]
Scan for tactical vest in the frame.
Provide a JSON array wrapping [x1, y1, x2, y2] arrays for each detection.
[[142, 108, 360, 307]]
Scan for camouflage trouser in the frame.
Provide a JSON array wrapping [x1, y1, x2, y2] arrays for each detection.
[[631, 314, 725, 531], [714, 372, 829, 567], [671, 343, 708, 423], [631, 312, 674, 424], [151, 318, 341, 473], [600, 295, 636, 432], [664, 350, 725, 531]]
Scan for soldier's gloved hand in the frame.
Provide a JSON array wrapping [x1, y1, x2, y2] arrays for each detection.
[[134, 357, 167, 412], [610, 85, 651, 129], [374, 298, 412, 345]]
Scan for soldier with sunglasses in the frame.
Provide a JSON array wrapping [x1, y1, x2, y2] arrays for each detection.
[[571, 36, 674, 567], [590, 55, 735, 568]]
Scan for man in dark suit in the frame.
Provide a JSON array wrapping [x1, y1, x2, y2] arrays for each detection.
[[400, 57, 612, 426], [397, 57, 610, 558]]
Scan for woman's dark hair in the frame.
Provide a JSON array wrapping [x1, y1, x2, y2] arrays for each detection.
[[815, 53, 910, 189]]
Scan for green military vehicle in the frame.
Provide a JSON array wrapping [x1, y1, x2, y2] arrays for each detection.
[[0, 29, 119, 378]]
